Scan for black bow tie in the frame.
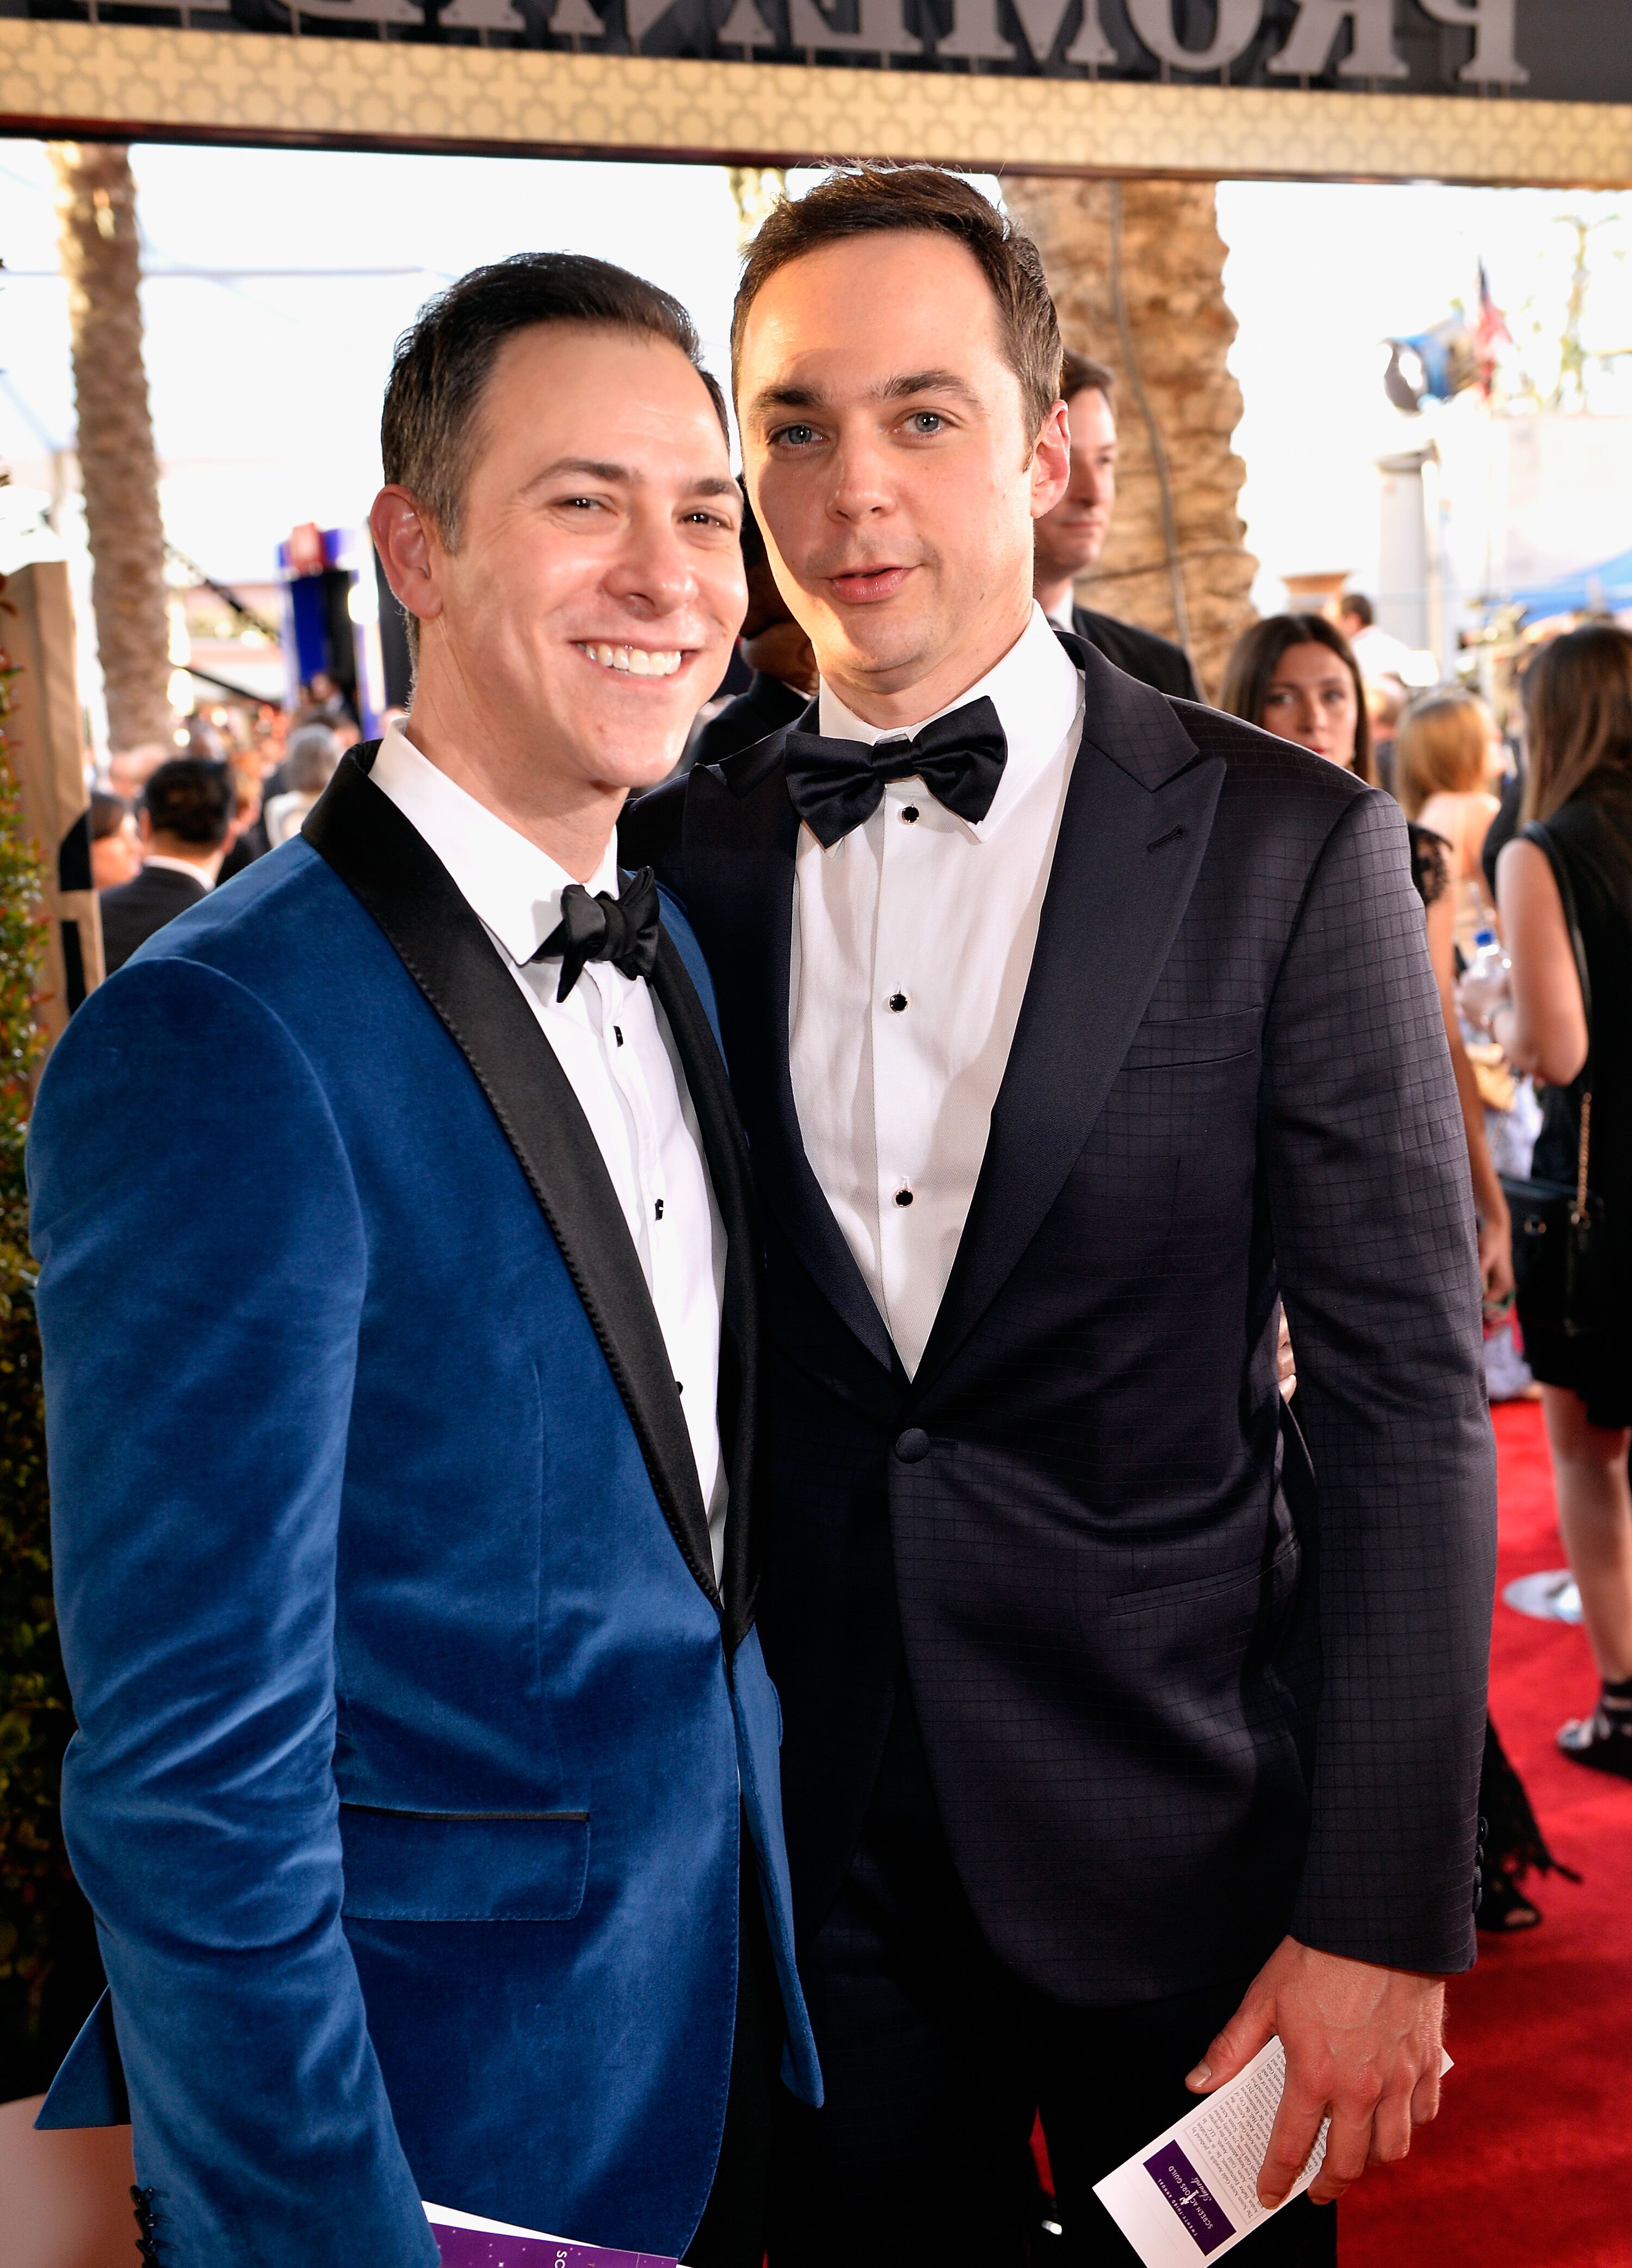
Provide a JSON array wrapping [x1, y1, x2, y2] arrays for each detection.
[[530, 865, 662, 1002], [781, 697, 1009, 848]]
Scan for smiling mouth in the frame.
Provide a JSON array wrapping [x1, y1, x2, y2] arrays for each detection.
[[574, 642, 686, 679]]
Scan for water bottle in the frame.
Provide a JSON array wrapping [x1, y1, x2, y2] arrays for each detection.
[[1461, 927, 1509, 1047]]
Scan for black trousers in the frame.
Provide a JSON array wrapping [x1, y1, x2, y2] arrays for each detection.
[[687, 1825, 783, 2268], [769, 1686, 1338, 2268]]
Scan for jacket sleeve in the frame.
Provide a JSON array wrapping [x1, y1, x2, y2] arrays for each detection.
[[28, 957, 438, 2268], [1260, 789, 1497, 1976]]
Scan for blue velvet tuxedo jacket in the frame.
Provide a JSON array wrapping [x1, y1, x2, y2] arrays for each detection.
[[28, 750, 818, 2266], [621, 632, 1498, 2004]]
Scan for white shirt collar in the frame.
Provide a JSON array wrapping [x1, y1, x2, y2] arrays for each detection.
[[812, 603, 1081, 842], [142, 853, 214, 891], [371, 719, 619, 966], [1044, 590, 1076, 631]]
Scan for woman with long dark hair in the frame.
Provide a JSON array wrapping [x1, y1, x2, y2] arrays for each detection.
[[1219, 611, 1375, 782], [1462, 625, 1632, 1780]]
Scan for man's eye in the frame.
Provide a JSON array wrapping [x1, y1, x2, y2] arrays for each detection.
[[560, 495, 603, 511], [907, 412, 944, 435], [775, 424, 818, 448]]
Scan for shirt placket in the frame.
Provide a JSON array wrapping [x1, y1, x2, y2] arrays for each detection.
[[584, 962, 662, 1286], [871, 772, 929, 1355]]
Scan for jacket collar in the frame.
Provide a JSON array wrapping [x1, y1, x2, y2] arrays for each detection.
[[703, 633, 1216, 1394], [304, 746, 745, 1627]]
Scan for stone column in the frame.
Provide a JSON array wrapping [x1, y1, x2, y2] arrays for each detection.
[[50, 142, 174, 755], [1004, 176, 1257, 701]]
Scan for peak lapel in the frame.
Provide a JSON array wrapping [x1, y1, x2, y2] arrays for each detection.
[[911, 658, 1224, 1401], [305, 751, 721, 1611], [684, 752, 897, 1377]]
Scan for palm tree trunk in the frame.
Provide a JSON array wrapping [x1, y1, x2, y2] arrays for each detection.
[[1005, 176, 1258, 702], [49, 142, 174, 755]]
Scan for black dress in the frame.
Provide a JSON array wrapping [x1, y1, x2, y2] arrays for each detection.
[[1520, 783, 1632, 1430]]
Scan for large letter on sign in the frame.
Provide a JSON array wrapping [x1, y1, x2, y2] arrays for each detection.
[[1415, 0, 1526, 80], [1124, 0, 1259, 70], [787, 0, 925, 49], [1269, 0, 1406, 75]]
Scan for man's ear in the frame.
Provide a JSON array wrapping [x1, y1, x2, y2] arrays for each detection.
[[370, 487, 444, 631], [1029, 398, 1072, 521], [137, 808, 154, 850]]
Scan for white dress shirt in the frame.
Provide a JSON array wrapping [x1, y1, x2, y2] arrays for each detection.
[[141, 854, 213, 891], [789, 605, 1084, 1378], [373, 723, 730, 1581]]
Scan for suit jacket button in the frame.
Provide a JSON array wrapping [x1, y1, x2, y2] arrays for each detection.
[[894, 1428, 930, 1463]]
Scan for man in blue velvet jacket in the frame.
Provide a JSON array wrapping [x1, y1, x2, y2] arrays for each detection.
[[28, 252, 818, 2268]]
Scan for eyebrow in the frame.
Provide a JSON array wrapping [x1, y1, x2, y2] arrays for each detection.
[[522, 458, 740, 504], [747, 367, 981, 420]]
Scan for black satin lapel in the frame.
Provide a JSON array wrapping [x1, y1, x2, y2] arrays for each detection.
[[304, 753, 720, 1609], [685, 759, 897, 1375], [911, 736, 1225, 1401], [648, 929, 759, 1650]]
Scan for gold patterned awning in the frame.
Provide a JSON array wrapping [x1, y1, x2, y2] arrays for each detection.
[[3, 17, 1631, 183]]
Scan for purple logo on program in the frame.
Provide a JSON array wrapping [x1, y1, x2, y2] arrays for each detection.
[[431, 2225, 676, 2268], [1143, 2143, 1237, 2255]]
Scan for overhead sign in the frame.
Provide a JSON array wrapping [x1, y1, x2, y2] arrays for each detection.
[[17, 0, 1630, 102]]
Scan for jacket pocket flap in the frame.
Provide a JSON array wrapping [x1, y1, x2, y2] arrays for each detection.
[[339, 1806, 589, 1922], [1122, 1009, 1262, 1068]]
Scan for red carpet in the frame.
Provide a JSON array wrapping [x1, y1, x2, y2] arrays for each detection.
[[1342, 1401, 1632, 2267]]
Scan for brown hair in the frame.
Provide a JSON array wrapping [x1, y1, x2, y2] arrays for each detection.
[[1060, 348, 1115, 405], [1394, 690, 1490, 819], [382, 251, 727, 551], [1522, 623, 1632, 821], [1218, 613, 1375, 786], [731, 166, 1062, 442]]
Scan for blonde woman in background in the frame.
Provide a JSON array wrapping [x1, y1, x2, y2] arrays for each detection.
[[1396, 691, 1504, 952]]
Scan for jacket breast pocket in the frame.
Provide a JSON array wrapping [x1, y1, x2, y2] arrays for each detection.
[[338, 1804, 590, 1922], [1121, 1009, 1262, 1070]]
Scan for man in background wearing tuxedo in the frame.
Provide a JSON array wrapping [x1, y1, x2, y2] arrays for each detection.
[[32, 253, 815, 2268], [98, 755, 236, 974], [624, 166, 1494, 2266], [1031, 348, 1200, 702]]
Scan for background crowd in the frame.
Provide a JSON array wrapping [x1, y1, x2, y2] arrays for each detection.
[[81, 329, 1632, 1942]]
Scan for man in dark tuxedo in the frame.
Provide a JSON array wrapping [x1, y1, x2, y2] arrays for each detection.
[[32, 253, 816, 2268], [98, 755, 235, 973], [623, 166, 1494, 2266], [1031, 349, 1201, 701]]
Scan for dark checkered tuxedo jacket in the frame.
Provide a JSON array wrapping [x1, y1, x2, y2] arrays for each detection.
[[622, 631, 1497, 2004]]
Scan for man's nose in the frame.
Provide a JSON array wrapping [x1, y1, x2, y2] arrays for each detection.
[[827, 433, 892, 520], [603, 518, 695, 615]]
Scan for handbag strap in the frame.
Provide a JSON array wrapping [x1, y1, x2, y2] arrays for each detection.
[[1519, 818, 1593, 1206]]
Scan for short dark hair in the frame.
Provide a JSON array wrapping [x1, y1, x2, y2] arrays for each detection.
[[141, 758, 235, 848], [90, 788, 131, 841], [1217, 614, 1375, 787], [382, 252, 729, 549], [1340, 591, 1375, 627], [732, 166, 1063, 442], [1060, 349, 1115, 405]]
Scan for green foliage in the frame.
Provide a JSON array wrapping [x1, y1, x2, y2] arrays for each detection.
[[0, 574, 69, 2092]]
